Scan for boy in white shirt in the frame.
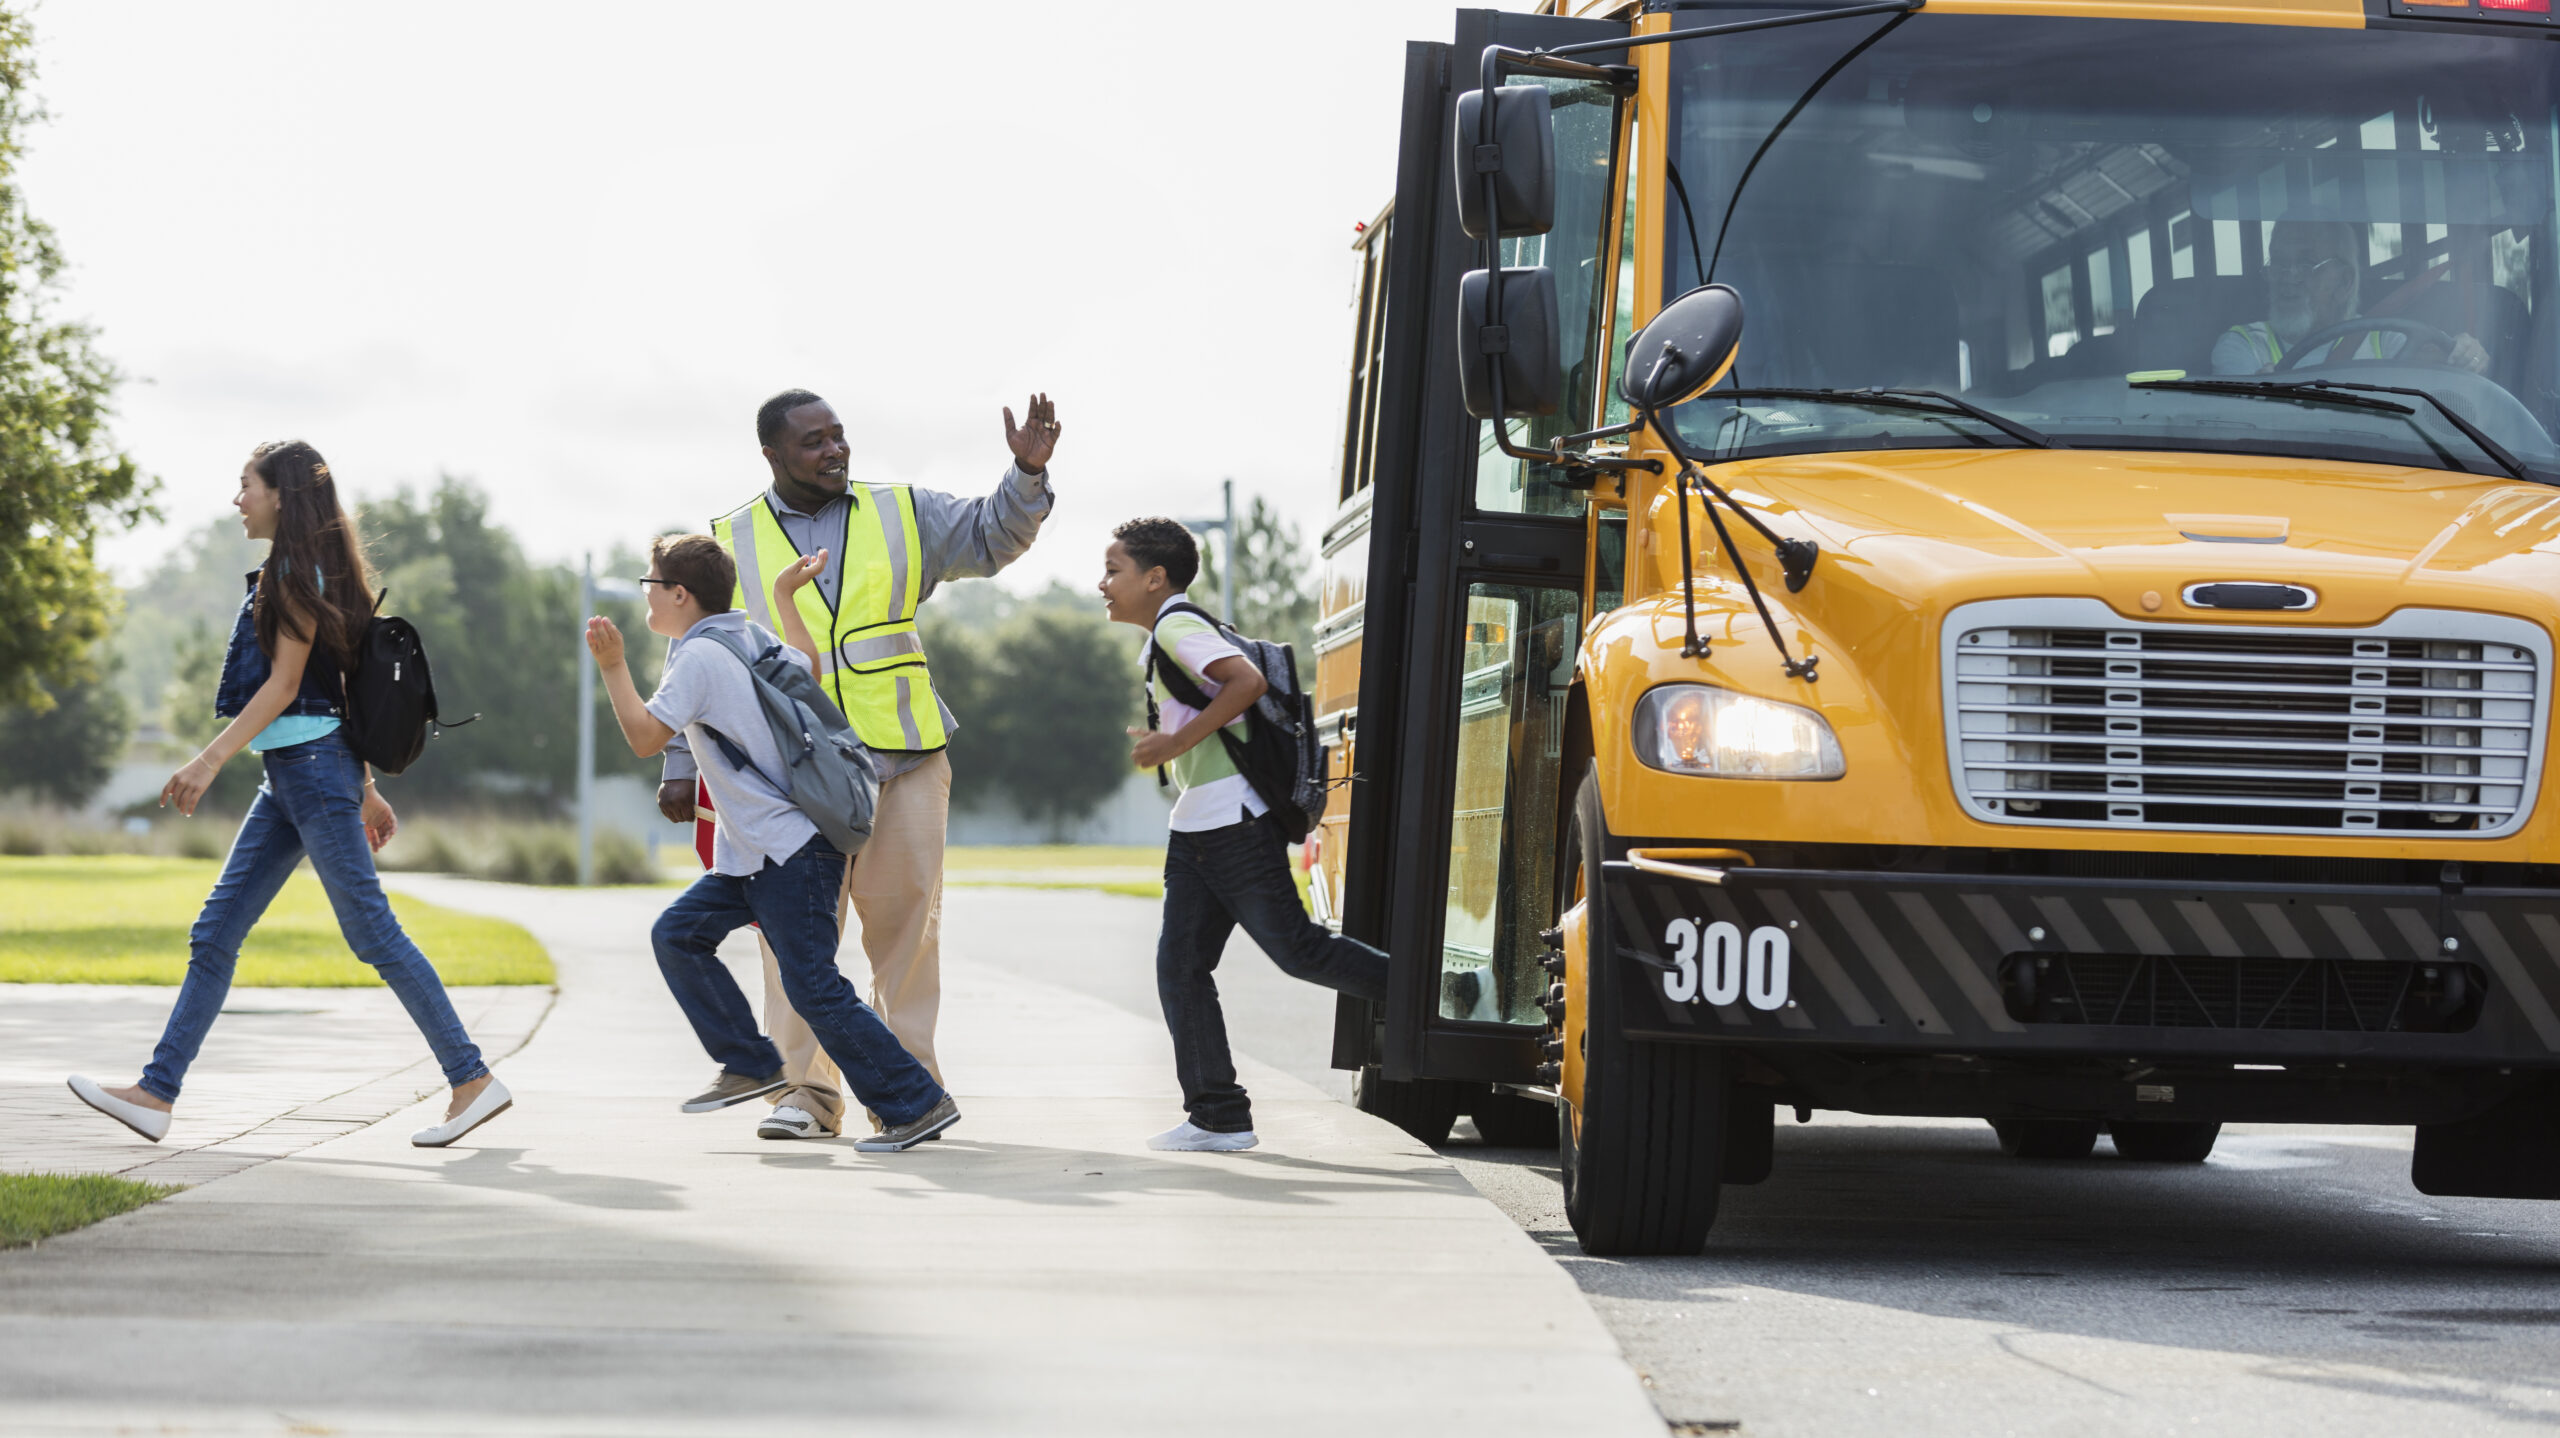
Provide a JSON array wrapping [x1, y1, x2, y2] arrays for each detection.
[[585, 533, 957, 1152], [1098, 518, 1388, 1151]]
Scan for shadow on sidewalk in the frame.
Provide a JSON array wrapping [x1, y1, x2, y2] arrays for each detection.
[[288, 1147, 689, 1211], [722, 1139, 1477, 1209]]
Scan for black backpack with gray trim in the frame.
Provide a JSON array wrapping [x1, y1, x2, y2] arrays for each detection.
[[1144, 600, 1324, 842]]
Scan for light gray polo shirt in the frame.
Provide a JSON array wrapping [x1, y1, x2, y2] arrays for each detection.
[[662, 462, 1053, 789], [646, 611, 819, 876]]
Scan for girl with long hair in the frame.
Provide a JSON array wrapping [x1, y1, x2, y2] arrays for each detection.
[[68, 440, 513, 1148]]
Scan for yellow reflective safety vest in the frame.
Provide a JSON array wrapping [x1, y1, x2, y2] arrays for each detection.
[[712, 487, 948, 752], [2225, 320, 2389, 371]]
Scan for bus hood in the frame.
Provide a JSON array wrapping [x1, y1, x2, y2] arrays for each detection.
[[1721, 447, 2560, 630]]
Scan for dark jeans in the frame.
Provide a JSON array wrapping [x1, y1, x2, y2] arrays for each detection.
[[1158, 813, 1389, 1133], [142, 731, 487, 1103], [651, 834, 945, 1128]]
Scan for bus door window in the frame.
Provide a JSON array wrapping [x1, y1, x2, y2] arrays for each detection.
[[1588, 512, 1628, 619], [1476, 75, 1627, 519], [1440, 584, 1580, 1025]]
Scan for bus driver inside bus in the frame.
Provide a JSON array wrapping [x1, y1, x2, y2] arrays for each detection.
[[2213, 213, 2491, 377]]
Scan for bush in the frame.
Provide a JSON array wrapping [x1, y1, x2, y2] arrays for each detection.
[[174, 824, 228, 862], [0, 821, 41, 856], [591, 829, 658, 885], [489, 827, 578, 887]]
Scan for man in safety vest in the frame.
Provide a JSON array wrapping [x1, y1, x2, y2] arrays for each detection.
[[2213, 213, 2488, 376], [660, 387, 1060, 1139]]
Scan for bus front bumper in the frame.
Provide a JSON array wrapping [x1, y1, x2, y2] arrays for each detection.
[[1603, 862, 2560, 1070]]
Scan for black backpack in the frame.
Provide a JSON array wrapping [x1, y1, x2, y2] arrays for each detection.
[[341, 593, 475, 775], [1144, 601, 1324, 842]]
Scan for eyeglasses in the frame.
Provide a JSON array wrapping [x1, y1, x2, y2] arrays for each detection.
[[2265, 256, 2348, 279], [636, 576, 680, 588]]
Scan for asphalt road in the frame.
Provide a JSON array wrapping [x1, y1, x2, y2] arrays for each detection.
[[975, 884, 2560, 1437]]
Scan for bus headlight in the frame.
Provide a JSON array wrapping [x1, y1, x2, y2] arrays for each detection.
[[1632, 685, 1843, 780]]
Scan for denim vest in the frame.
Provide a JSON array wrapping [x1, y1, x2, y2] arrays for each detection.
[[212, 568, 344, 721]]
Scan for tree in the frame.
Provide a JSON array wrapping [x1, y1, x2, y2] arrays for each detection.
[[0, 668, 130, 806], [359, 477, 655, 806], [1194, 494, 1317, 661], [0, 9, 153, 712], [923, 581, 1140, 831]]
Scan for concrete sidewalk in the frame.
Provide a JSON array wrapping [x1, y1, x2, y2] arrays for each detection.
[[2, 982, 552, 1187], [0, 875, 1658, 1437]]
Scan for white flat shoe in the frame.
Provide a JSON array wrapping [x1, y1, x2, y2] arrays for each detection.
[[68, 1074, 170, 1143], [412, 1076, 513, 1148]]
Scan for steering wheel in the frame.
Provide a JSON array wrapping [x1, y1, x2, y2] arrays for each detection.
[[2275, 315, 2462, 371]]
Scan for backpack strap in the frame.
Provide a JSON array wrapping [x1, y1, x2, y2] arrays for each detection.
[[687, 626, 793, 799], [1143, 601, 1259, 791]]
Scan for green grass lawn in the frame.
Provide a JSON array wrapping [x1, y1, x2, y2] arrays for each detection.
[[0, 856, 554, 986], [0, 1173, 181, 1247]]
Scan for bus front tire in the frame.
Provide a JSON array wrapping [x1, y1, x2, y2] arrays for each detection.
[[1560, 772, 1727, 1256]]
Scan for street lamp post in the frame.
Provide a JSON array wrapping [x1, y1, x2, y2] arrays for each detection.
[[577, 554, 643, 885], [1181, 477, 1240, 620]]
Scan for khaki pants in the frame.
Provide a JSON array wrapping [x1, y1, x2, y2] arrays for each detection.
[[760, 750, 949, 1133]]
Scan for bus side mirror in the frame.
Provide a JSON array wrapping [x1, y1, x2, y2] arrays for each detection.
[[1621, 284, 1746, 411], [1453, 85, 1555, 238], [1458, 265, 1562, 418]]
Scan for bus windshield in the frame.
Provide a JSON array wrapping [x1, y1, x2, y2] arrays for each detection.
[[1662, 13, 2560, 480]]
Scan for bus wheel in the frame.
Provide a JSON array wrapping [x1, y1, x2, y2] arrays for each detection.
[[1468, 1086, 1559, 1147], [1559, 772, 1726, 1256], [1355, 1065, 1463, 1145], [2110, 1120, 2221, 1163], [1991, 1119, 2102, 1159]]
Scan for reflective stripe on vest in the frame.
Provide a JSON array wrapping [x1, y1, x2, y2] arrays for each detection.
[[2229, 320, 2388, 369], [711, 487, 946, 751]]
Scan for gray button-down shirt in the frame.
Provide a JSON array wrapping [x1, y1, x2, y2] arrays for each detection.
[[663, 462, 1053, 787]]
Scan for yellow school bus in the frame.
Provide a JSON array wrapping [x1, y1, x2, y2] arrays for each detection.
[[1315, 0, 2560, 1253]]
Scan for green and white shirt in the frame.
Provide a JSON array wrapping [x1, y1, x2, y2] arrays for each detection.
[[1151, 592, 1269, 834]]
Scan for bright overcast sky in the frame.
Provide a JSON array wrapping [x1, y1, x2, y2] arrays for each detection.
[[23, 1, 1498, 592]]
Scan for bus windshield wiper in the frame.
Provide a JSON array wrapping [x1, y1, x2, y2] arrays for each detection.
[[1709, 387, 2060, 449], [2132, 377, 2539, 485]]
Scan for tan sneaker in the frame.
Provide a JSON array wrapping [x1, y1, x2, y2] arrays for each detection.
[[854, 1095, 961, 1152], [679, 1069, 785, 1113]]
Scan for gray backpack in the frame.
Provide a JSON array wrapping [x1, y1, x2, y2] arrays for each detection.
[[694, 626, 879, 857]]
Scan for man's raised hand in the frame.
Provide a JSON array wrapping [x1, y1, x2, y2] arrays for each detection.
[[1003, 393, 1061, 475]]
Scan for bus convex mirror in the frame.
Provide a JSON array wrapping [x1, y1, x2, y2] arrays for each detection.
[[1458, 265, 1562, 418], [1622, 284, 1746, 410], [1453, 84, 1556, 238]]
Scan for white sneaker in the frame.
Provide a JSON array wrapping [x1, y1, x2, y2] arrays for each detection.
[[412, 1076, 513, 1148], [757, 1105, 830, 1140], [68, 1075, 170, 1143], [1147, 1121, 1258, 1152]]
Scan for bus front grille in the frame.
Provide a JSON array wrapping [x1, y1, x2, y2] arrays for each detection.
[[1942, 600, 2547, 837]]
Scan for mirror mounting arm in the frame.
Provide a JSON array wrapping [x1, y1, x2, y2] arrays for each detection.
[[1635, 349, 1818, 682]]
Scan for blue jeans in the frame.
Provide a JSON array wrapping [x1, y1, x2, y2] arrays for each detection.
[[651, 834, 945, 1128], [1158, 813, 1390, 1133], [141, 731, 488, 1102]]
